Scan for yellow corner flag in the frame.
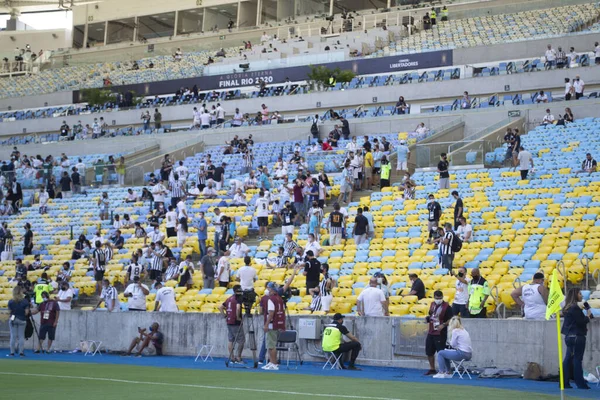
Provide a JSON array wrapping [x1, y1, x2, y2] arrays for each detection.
[[545, 269, 565, 320]]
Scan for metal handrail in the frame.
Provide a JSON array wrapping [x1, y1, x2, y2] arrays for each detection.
[[581, 254, 591, 290], [447, 117, 513, 153], [513, 277, 522, 289], [593, 269, 600, 288], [556, 260, 567, 292]]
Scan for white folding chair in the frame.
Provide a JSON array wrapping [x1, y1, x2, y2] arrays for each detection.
[[451, 359, 472, 379], [82, 340, 103, 356], [194, 344, 214, 362], [323, 352, 343, 370]]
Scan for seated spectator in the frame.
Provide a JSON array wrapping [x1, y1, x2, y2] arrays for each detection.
[[455, 217, 472, 242], [541, 109, 555, 125], [576, 153, 597, 175], [125, 323, 164, 356], [415, 122, 428, 135], [535, 91, 548, 103], [232, 189, 247, 206], [433, 316, 472, 378], [321, 140, 333, 151], [173, 48, 183, 61], [229, 237, 250, 258], [402, 273, 425, 299], [202, 182, 218, 199], [563, 107, 574, 124], [125, 188, 138, 203]]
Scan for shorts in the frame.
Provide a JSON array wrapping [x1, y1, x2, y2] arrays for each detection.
[[39, 324, 56, 341], [149, 270, 161, 280], [438, 177, 449, 189], [166, 227, 176, 237], [266, 330, 279, 349], [364, 167, 373, 179], [227, 324, 246, 344], [258, 216, 269, 227], [425, 333, 447, 356], [94, 270, 105, 281], [282, 225, 294, 236], [340, 184, 351, 193], [397, 161, 408, 170], [321, 294, 333, 312]]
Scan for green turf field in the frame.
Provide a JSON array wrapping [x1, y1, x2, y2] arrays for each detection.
[[0, 360, 574, 400]]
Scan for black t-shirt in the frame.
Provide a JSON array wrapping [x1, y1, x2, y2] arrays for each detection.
[[71, 172, 81, 185], [304, 258, 321, 282], [354, 214, 369, 235], [206, 165, 215, 180], [213, 167, 224, 182], [363, 141, 371, 152], [60, 124, 69, 135], [334, 321, 349, 336], [513, 135, 521, 150], [60, 176, 72, 191], [341, 119, 350, 134], [454, 198, 463, 219], [427, 202, 441, 221], [504, 133, 515, 144], [411, 278, 426, 299], [382, 141, 390, 151], [329, 211, 343, 227], [438, 160, 449, 178], [280, 207, 296, 226]]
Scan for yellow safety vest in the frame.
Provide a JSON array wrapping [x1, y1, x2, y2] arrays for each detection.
[[34, 283, 51, 304], [329, 76, 337, 86], [468, 278, 490, 314], [441, 9, 448, 18], [431, 10, 437, 19], [380, 164, 391, 180], [322, 325, 342, 352]]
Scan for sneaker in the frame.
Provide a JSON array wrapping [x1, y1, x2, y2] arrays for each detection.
[[6, 353, 14, 357], [258, 361, 264, 365], [34, 350, 40, 354], [347, 365, 361, 371], [444, 373, 454, 379], [424, 369, 437, 376], [19, 353, 25, 357], [268, 364, 279, 371], [432, 373, 445, 379], [261, 362, 273, 370]]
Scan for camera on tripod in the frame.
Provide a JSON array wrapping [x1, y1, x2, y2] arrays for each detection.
[[239, 289, 257, 315], [281, 287, 300, 302], [325, 15, 335, 22]]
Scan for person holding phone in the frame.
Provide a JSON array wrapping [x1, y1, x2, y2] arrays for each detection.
[[561, 288, 593, 389], [125, 322, 164, 357]]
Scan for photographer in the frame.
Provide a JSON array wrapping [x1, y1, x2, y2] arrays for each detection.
[[218, 285, 245, 363]]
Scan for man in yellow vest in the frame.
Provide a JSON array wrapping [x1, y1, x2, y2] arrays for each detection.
[[430, 8, 437, 25], [380, 156, 391, 189], [328, 75, 337, 87], [322, 313, 362, 370], [34, 273, 54, 305], [441, 6, 448, 21], [468, 268, 490, 318]]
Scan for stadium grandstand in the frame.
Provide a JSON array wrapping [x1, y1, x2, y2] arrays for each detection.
[[0, 0, 600, 398]]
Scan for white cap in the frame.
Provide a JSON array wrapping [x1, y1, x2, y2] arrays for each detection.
[[400, 140, 406, 145]]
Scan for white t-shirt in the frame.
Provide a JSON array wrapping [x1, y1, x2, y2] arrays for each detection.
[[75, 162, 86, 174], [237, 265, 257, 290], [177, 200, 187, 220], [536, 94, 547, 102], [200, 113, 211, 126], [357, 286, 386, 316], [565, 82, 573, 95], [456, 224, 473, 241], [216, 106, 225, 119], [165, 211, 177, 228], [545, 48, 556, 61], [175, 165, 188, 180], [267, 299, 275, 329], [595, 45, 600, 58], [229, 242, 250, 258], [155, 286, 178, 312], [124, 283, 149, 310], [203, 187, 217, 197], [304, 241, 321, 257], [518, 150, 533, 171], [573, 79, 584, 94], [454, 278, 470, 305], [542, 113, 554, 123], [57, 289, 74, 310], [216, 257, 230, 282], [256, 197, 270, 217], [152, 184, 166, 203], [318, 181, 326, 200]]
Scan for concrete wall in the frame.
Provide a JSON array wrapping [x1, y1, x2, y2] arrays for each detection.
[[0, 92, 74, 112], [0, 29, 71, 52], [12, 311, 598, 374], [3, 65, 599, 136]]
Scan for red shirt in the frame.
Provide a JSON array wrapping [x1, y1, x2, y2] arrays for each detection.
[[39, 300, 59, 326], [322, 142, 333, 151]]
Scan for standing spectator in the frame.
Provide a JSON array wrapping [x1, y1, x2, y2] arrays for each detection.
[[154, 281, 178, 312], [165, 206, 177, 238], [460, 92, 471, 109], [154, 108, 162, 131], [123, 276, 150, 311], [434, 316, 473, 378], [424, 290, 453, 375], [451, 191, 463, 230], [353, 207, 369, 245], [556, 47, 567, 68], [213, 162, 226, 191], [55, 280, 73, 311], [339, 116, 350, 139], [395, 96, 407, 114], [94, 279, 119, 312], [23, 222, 33, 256], [357, 277, 388, 317], [451, 267, 470, 317], [303, 250, 321, 294], [116, 156, 126, 186], [71, 167, 81, 194], [255, 190, 270, 240], [564, 78, 574, 101], [237, 256, 257, 291], [510, 272, 548, 320], [97, 192, 109, 220], [8, 286, 29, 357], [561, 288, 592, 390], [595, 41, 600, 65], [467, 268, 490, 318], [169, 174, 184, 208], [517, 146, 534, 180], [199, 247, 217, 289], [141, 111, 151, 131], [152, 179, 167, 210], [260, 104, 269, 124], [544, 44, 557, 69], [426, 194, 441, 243], [436, 223, 455, 271], [396, 140, 410, 178], [196, 212, 208, 258], [437, 153, 450, 190], [279, 201, 296, 237], [573, 75, 585, 99], [216, 103, 226, 125], [216, 251, 231, 288], [327, 203, 345, 246], [59, 171, 72, 198]]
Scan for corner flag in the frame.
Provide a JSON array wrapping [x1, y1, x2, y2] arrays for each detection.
[[545, 269, 564, 320]]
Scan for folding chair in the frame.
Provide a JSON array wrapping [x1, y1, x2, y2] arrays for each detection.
[[323, 352, 343, 370], [194, 344, 214, 362], [595, 366, 600, 387], [276, 330, 301, 369], [82, 340, 103, 356], [451, 359, 472, 379]]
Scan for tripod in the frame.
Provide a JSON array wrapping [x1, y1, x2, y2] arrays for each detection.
[[282, 301, 304, 366], [225, 305, 258, 369]]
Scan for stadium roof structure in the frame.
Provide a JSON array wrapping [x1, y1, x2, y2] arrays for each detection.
[[0, 0, 100, 14]]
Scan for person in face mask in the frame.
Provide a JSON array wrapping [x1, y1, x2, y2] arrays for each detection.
[[424, 290, 453, 376], [32, 291, 60, 353], [55, 281, 74, 311], [468, 268, 490, 318], [426, 194, 441, 244], [373, 272, 390, 299]]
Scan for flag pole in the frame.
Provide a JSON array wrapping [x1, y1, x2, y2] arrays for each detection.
[[555, 312, 565, 400]]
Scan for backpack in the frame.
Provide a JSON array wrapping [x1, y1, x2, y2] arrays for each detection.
[[310, 122, 319, 135], [451, 233, 463, 253]]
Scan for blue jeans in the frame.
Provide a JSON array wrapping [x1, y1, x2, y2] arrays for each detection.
[[563, 335, 587, 388], [198, 238, 206, 259], [437, 349, 471, 373], [9, 318, 26, 355]]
